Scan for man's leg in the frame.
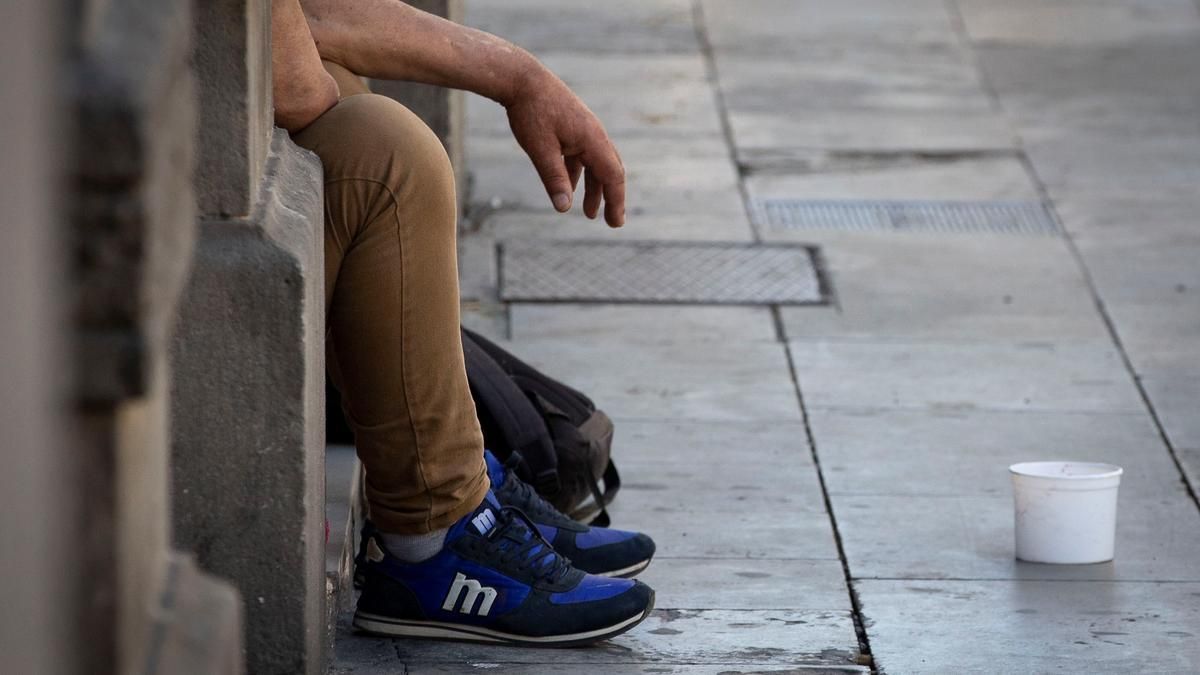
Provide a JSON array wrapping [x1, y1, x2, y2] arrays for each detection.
[[293, 90, 488, 537]]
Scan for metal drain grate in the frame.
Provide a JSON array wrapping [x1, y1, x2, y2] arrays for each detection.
[[754, 199, 1060, 235], [499, 240, 825, 305]]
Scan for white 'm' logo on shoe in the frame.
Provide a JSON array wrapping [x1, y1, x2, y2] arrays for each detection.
[[471, 509, 497, 535], [442, 572, 498, 616]]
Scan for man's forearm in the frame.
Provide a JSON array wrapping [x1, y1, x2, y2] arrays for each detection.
[[301, 0, 545, 106]]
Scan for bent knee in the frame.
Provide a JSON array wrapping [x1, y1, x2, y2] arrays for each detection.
[[294, 93, 456, 210]]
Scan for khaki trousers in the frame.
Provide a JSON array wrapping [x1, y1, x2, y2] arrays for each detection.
[[291, 62, 488, 534]]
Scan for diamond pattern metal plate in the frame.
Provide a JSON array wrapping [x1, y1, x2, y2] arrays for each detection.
[[499, 240, 824, 305], [754, 199, 1061, 235]]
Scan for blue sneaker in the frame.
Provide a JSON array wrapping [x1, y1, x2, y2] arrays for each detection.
[[353, 492, 655, 646], [485, 450, 656, 578]]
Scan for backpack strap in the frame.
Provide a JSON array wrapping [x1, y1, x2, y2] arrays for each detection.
[[573, 460, 621, 527], [461, 329, 561, 495]]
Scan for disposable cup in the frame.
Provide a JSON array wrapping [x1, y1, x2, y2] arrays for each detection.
[[1009, 461, 1123, 564]]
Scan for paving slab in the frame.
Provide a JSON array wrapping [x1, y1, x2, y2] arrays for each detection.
[[510, 304, 777, 344], [769, 231, 1109, 342], [808, 407, 1182, 499], [1075, 229, 1200, 309], [834, 493, 1200, 582], [465, 0, 698, 55], [504, 338, 803, 422], [635, 558, 851, 610], [746, 155, 1039, 202], [1180, 449, 1200, 495], [789, 339, 1145, 414], [727, 108, 1016, 156], [957, 0, 1200, 46], [1018, 134, 1200, 203], [468, 53, 722, 139], [713, 47, 993, 115], [368, 608, 860, 666], [857, 579, 1200, 674], [614, 418, 815, 465], [479, 211, 755, 243], [1134, 358, 1200, 452], [467, 135, 746, 220], [606, 496, 835, 561], [974, 37, 1200, 136], [615, 458, 827, 513], [701, 0, 959, 52]]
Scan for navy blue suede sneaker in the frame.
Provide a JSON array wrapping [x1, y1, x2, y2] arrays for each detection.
[[353, 492, 655, 646], [485, 450, 656, 578]]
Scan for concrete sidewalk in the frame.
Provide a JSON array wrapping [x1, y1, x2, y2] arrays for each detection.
[[335, 0, 1200, 672]]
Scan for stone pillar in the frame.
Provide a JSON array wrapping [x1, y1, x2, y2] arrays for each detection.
[[0, 2, 77, 674], [171, 1, 328, 673], [63, 0, 244, 673], [371, 0, 468, 211]]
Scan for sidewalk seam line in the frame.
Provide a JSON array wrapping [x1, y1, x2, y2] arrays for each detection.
[[691, 0, 762, 243], [778, 305, 877, 673]]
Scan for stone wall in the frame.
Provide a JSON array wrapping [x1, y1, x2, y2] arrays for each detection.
[[0, 0, 244, 673], [171, 1, 328, 673], [0, 2, 77, 673]]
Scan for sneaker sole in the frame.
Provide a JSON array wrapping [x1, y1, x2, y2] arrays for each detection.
[[352, 591, 655, 648], [596, 557, 652, 579]]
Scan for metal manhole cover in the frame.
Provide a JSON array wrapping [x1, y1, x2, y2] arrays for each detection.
[[754, 199, 1060, 235], [499, 240, 825, 305]]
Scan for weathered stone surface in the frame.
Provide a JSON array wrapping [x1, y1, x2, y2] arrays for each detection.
[[613, 418, 815, 465], [637, 558, 851, 611], [469, 134, 746, 221], [701, 0, 959, 53], [836, 493, 1200, 582], [858, 579, 1200, 674], [746, 155, 1038, 202], [789, 339, 1145, 414], [466, 0, 698, 54], [66, 1, 250, 673], [172, 131, 326, 675], [360, 609, 859, 666], [194, 0, 272, 217], [0, 4, 77, 674], [809, 407, 1182, 498], [503, 338, 803, 422], [958, 0, 1200, 46], [145, 555, 243, 675], [770, 231, 1110, 342], [466, 53, 723, 138], [479, 211, 756, 243], [510, 304, 777, 344]]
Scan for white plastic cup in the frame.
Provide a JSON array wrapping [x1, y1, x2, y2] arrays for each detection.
[[1009, 461, 1123, 564]]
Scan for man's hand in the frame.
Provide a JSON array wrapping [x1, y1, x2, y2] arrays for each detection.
[[300, 0, 627, 226], [505, 68, 625, 228]]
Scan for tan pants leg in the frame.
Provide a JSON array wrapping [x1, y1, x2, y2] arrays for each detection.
[[292, 64, 488, 534]]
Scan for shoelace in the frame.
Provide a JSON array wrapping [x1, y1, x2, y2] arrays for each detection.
[[482, 506, 572, 583], [498, 455, 575, 527]]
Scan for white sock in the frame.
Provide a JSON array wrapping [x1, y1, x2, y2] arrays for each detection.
[[379, 528, 449, 563]]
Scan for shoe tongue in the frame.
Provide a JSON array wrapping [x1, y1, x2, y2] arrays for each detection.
[[469, 505, 499, 536], [483, 449, 506, 485], [467, 492, 503, 537]]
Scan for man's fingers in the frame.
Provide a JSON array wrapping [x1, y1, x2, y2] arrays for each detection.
[[583, 170, 602, 219], [566, 156, 584, 192], [603, 176, 626, 228], [528, 148, 573, 212], [584, 142, 625, 227]]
